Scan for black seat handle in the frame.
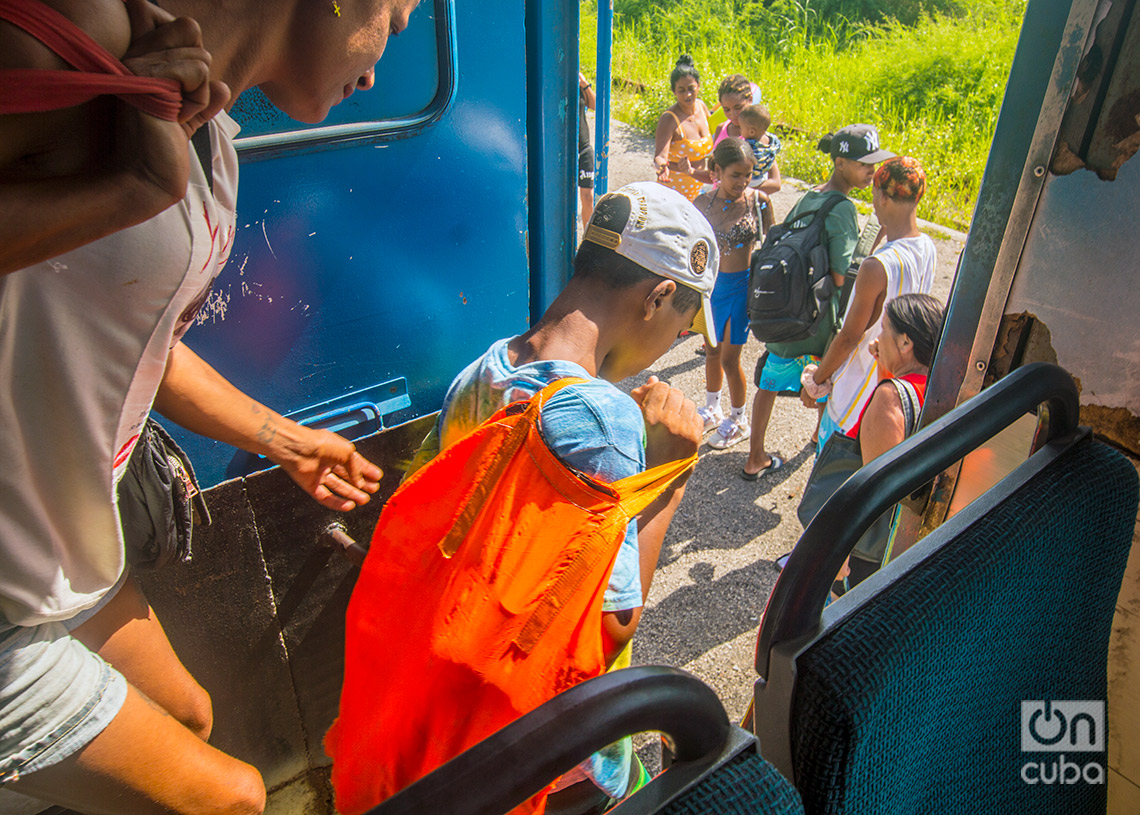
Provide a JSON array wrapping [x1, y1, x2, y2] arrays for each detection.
[[371, 666, 729, 815], [755, 362, 1080, 677]]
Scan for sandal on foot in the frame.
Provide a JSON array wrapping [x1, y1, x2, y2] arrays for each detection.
[[739, 455, 784, 482]]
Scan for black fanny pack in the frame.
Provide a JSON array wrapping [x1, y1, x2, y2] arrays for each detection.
[[117, 419, 210, 570]]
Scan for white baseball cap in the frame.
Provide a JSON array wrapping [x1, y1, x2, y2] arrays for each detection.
[[582, 182, 720, 347]]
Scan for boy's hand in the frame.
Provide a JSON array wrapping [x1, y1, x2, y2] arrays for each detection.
[[631, 376, 702, 469]]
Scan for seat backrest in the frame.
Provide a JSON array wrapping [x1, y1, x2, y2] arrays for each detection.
[[791, 436, 1136, 814], [752, 363, 1138, 814], [371, 666, 805, 815]]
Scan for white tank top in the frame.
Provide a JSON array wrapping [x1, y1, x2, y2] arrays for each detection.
[[827, 233, 936, 434], [0, 112, 240, 625]]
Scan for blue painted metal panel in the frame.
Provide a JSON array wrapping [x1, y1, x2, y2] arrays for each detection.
[[526, 0, 579, 322], [172, 0, 532, 486], [594, 0, 613, 197]]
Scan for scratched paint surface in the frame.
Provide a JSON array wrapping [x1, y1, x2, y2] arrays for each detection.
[[174, 2, 531, 487]]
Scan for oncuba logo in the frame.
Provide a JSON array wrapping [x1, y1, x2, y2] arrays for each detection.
[[1020, 700, 1105, 785]]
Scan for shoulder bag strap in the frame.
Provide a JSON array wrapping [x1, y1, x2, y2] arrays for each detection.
[[889, 377, 921, 436]]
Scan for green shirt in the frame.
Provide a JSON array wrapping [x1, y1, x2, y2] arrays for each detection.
[[766, 190, 859, 359]]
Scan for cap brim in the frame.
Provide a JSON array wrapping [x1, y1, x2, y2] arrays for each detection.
[[856, 149, 897, 164], [691, 294, 717, 349]]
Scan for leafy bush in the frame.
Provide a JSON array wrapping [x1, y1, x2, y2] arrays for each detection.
[[582, 0, 1025, 229]]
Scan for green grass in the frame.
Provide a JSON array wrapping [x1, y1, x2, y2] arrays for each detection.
[[581, 0, 1025, 230]]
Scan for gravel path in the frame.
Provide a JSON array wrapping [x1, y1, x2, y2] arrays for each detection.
[[588, 114, 967, 761]]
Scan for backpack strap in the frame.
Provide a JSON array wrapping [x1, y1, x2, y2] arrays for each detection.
[[0, 0, 181, 119], [797, 190, 847, 230]]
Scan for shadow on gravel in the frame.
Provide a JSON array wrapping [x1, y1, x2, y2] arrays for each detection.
[[634, 557, 775, 668]]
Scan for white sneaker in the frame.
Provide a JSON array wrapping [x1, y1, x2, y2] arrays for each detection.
[[697, 405, 724, 434], [708, 416, 750, 449]]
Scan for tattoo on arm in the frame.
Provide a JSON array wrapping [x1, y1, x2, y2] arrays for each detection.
[[255, 414, 278, 447]]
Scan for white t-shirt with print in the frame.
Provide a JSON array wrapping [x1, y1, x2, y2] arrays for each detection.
[[827, 233, 936, 434], [0, 113, 241, 626]]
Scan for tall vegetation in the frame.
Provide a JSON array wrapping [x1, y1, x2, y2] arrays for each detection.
[[581, 0, 1026, 230]]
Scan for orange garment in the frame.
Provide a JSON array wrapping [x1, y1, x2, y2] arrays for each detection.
[[659, 110, 713, 202], [326, 379, 695, 815]]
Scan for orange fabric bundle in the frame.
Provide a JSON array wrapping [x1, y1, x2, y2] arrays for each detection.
[[326, 379, 695, 815]]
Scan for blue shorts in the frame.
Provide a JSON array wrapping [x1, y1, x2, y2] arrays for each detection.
[[757, 353, 825, 400], [0, 618, 128, 784], [710, 270, 750, 346]]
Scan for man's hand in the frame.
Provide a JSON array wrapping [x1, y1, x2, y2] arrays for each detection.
[[631, 376, 702, 469], [270, 425, 383, 512], [119, 0, 230, 206]]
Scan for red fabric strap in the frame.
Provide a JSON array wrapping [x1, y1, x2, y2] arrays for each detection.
[[0, 0, 181, 120]]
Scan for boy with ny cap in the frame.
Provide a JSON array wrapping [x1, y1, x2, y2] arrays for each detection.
[[400, 181, 718, 812], [742, 123, 896, 480], [800, 156, 936, 450]]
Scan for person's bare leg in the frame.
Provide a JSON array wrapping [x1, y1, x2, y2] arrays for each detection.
[[71, 576, 212, 740], [743, 388, 778, 475], [704, 342, 724, 395], [813, 403, 824, 445], [10, 575, 266, 813], [9, 685, 265, 815], [719, 340, 746, 410], [579, 187, 593, 225]]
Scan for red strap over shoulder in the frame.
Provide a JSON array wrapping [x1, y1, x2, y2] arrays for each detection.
[[0, 0, 181, 120]]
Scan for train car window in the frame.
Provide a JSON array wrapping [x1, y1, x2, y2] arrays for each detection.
[[229, 0, 455, 154]]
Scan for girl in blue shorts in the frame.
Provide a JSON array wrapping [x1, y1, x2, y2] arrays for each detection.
[[694, 138, 773, 449]]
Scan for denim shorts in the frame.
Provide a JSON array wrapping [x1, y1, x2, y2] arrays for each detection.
[[0, 618, 128, 784]]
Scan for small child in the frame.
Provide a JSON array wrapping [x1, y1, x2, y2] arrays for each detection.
[[738, 104, 782, 194]]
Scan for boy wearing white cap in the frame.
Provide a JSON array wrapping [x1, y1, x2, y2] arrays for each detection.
[[405, 182, 717, 811]]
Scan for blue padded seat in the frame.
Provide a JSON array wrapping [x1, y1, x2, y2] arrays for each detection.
[[790, 439, 1137, 815]]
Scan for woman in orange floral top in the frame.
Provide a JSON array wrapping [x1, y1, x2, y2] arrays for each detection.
[[652, 55, 714, 202]]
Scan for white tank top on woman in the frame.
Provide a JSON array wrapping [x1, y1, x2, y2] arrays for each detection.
[[0, 112, 240, 626], [827, 233, 936, 435]]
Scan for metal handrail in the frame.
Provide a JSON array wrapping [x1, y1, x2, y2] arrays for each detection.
[[755, 362, 1080, 677]]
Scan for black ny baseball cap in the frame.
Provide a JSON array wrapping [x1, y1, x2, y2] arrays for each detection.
[[829, 124, 896, 163]]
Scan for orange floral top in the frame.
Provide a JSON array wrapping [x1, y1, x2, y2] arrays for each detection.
[[659, 110, 713, 201]]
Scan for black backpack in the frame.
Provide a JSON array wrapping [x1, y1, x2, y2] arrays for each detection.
[[747, 192, 846, 344]]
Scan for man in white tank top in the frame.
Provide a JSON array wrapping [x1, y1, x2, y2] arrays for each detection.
[[801, 157, 937, 449]]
